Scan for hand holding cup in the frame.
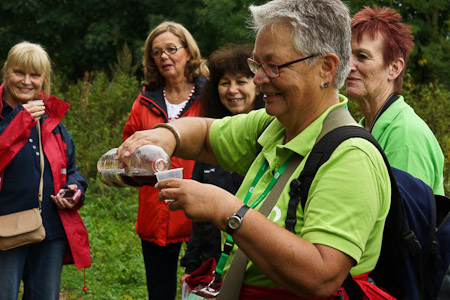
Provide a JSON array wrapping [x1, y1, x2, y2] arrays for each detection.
[[155, 168, 184, 203], [23, 100, 45, 121]]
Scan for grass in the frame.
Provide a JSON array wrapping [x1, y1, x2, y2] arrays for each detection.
[[60, 178, 187, 300]]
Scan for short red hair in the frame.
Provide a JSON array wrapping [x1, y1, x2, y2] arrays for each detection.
[[351, 6, 414, 93]]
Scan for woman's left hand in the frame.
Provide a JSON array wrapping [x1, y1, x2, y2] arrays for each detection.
[[156, 178, 242, 227], [51, 184, 79, 210]]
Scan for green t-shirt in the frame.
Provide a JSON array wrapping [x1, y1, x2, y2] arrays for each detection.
[[360, 96, 445, 195], [209, 96, 391, 288]]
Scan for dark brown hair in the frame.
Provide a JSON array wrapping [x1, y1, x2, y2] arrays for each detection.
[[200, 43, 264, 118]]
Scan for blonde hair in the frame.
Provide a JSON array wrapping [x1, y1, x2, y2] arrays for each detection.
[[2, 41, 52, 95], [142, 21, 209, 88]]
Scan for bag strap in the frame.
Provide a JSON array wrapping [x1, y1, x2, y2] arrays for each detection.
[[36, 120, 44, 209], [286, 107, 356, 233], [218, 107, 356, 299], [216, 154, 303, 300]]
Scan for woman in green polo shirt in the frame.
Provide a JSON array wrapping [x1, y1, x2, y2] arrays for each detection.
[[117, 0, 392, 299]]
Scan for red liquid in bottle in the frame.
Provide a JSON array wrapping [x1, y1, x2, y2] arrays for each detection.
[[133, 175, 158, 186], [118, 173, 142, 187]]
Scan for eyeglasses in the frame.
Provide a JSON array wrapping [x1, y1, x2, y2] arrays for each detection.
[[247, 54, 319, 78], [151, 46, 184, 58]]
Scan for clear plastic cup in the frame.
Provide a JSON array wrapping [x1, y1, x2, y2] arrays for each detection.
[[156, 168, 183, 203], [155, 168, 183, 181], [29, 99, 43, 104]]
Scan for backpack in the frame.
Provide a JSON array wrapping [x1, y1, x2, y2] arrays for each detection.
[[286, 124, 450, 300]]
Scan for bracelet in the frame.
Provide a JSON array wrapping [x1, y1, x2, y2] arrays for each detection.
[[152, 123, 181, 153]]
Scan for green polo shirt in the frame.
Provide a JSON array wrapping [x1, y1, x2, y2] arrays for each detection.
[[360, 96, 444, 195], [209, 96, 391, 288]]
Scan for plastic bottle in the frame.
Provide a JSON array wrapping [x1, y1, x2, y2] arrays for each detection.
[[97, 145, 171, 187]]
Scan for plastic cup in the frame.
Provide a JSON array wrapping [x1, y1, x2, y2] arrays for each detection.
[[28, 100, 43, 104], [156, 168, 183, 203]]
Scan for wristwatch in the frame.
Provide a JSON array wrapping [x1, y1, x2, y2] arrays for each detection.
[[226, 204, 250, 235]]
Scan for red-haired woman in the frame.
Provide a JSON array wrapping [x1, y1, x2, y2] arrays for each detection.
[[346, 8, 447, 298], [346, 6, 444, 195]]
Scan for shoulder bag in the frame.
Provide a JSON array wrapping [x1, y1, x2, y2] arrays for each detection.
[[0, 121, 46, 251]]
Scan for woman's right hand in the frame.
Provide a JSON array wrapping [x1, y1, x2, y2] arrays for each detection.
[[22, 100, 45, 121], [116, 127, 178, 166]]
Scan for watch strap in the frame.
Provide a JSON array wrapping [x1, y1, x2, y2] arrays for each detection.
[[226, 204, 250, 235]]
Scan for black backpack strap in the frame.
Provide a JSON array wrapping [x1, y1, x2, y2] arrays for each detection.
[[285, 108, 356, 233], [289, 124, 420, 299]]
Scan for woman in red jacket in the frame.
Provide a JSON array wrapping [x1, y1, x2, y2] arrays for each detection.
[[122, 21, 208, 300], [0, 41, 90, 300]]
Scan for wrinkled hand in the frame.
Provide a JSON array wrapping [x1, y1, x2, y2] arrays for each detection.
[[51, 184, 79, 210], [155, 178, 240, 226], [116, 128, 176, 167], [23, 100, 45, 121]]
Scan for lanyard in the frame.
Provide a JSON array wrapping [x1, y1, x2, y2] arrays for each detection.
[[214, 155, 292, 281]]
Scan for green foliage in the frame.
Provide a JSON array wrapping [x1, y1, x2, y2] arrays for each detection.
[[55, 69, 140, 182]]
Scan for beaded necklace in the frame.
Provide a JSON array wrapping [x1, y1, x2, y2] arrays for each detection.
[[163, 85, 195, 122]]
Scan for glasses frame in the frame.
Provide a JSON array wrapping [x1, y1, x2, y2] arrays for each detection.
[[151, 46, 184, 58], [247, 54, 319, 78]]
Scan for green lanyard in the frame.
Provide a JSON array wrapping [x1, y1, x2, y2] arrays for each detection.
[[214, 155, 292, 281]]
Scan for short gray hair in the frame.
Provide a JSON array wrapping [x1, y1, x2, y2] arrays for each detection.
[[249, 0, 351, 88]]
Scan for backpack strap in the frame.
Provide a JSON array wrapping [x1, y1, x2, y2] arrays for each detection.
[[287, 122, 440, 299], [286, 107, 356, 233]]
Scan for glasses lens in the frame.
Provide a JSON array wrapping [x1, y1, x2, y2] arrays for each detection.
[[263, 63, 279, 78], [167, 46, 178, 55], [151, 49, 162, 58], [247, 58, 259, 75]]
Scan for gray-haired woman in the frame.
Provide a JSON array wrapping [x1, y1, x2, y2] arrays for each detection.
[[118, 1, 391, 299]]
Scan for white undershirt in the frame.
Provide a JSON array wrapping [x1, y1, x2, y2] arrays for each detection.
[[165, 99, 188, 122]]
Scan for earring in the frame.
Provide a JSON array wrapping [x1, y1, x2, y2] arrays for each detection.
[[323, 82, 329, 88]]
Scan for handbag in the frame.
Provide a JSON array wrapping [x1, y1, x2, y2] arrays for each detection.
[[0, 121, 46, 251]]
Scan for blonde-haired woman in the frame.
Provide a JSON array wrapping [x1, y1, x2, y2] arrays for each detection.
[[0, 41, 90, 300], [123, 21, 208, 299]]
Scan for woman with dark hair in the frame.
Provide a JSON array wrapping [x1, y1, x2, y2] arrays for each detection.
[[122, 21, 208, 300], [179, 43, 264, 295], [199, 43, 264, 118], [346, 6, 444, 195]]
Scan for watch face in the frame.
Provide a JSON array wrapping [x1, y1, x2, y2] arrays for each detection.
[[228, 216, 241, 230]]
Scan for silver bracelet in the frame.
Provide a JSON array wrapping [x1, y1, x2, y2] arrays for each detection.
[[152, 123, 181, 153]]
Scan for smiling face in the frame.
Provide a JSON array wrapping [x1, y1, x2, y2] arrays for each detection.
[[152, 31, 191, 80], [218, 72, 258, 115], [346, 33, 392, 102], [4, 66, 44, 107], [252, 23, 319, 125]]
